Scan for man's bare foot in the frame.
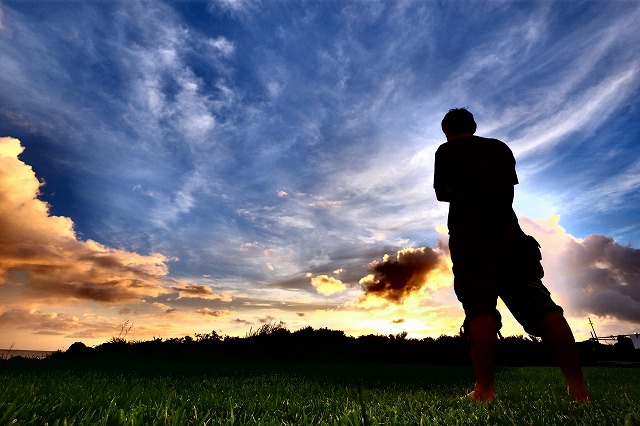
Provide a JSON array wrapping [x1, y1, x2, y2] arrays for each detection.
[[567, 384, 591, 402], [465, 388, 495, 402]]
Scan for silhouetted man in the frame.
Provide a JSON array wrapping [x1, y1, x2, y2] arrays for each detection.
[[434, 108, 590, 402]]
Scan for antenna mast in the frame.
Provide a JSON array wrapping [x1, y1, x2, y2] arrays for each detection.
[[588, 317, 598, 340]]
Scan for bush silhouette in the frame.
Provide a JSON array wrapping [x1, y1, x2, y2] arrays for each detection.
[[49, 324, 639, 366]]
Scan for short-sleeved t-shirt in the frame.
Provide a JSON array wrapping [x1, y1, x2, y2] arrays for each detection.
[[434, 135, 519, 243]]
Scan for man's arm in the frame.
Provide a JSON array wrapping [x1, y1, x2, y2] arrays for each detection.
[[434, 145, 452, 202]]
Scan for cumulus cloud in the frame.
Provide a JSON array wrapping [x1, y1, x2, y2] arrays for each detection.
[[359, 244, 450, 304], [521, 216, 640, 323], [0, 137, 171, 303], [310, 274, 346, 296], [355, 216, 640, 333]]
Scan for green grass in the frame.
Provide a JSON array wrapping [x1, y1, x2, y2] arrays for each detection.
[[1, 362, 639, 425]]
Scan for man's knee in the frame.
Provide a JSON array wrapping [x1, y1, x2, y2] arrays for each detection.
[[461, 310, 502, 341], [519, 306, 565, 337], [540, 310, 571, 335]]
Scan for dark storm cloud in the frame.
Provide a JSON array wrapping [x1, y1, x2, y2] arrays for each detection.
[[360, 243, 449, 303]]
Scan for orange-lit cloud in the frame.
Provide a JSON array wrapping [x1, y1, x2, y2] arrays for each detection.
[[2, 135, 636, 348], [0, 307, 145, 341], [196, 308, 230, 317], [171, 283, 232, 301], [310, 274, 346, 296], [0, 308, 89, 335], [151, 302, 176, 314], [352, 217, 640, 340], [0, 137, 171, 304], [358, 243, 450, 304]]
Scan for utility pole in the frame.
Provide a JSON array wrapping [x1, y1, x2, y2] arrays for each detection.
[[588, 317, 598, 340]]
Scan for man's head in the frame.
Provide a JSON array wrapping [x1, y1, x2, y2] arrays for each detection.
[[441, 108, 477, 139]]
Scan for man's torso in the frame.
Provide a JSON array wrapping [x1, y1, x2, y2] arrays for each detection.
[[434, 135, 520, 244]]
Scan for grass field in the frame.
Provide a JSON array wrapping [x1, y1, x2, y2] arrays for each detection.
[[1, 361, 639, 425]]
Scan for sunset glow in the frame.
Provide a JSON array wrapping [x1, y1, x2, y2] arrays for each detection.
[[1, 1, 639, 351]]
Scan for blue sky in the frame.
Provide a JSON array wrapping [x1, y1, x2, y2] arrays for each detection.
[[1, 0, 639, 350]]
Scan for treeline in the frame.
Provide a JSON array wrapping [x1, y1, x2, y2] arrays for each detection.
[[49, 323, 639, 366]]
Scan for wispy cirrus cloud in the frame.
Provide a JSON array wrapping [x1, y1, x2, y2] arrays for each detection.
[[509, 66, 639, 160]]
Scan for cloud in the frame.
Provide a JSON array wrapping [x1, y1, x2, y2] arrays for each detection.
[[152, 302, 176, 314], [196, 308, 230, 317], [510, 66, 639, 159], [210, 0, 254, 14], [310, 275, 346, 296], [1, 1, 639, 347], [171, 283, 232, 301], [0, 308, 80, 332], [521, 217, 640, 324], [208, 36, 235, 57], [562, 235, 640, 321], [354, 216, 640, 334], [258, 315, 280, 324], [0, 137, 171, 304], [359, 244, 450, 304], [561, 157, 640, 214], [0, 308, 122, 340]]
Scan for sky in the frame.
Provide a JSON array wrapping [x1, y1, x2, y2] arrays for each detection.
[[1, 0, 639, 351]]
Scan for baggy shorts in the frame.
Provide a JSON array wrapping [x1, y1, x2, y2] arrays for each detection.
[[449, 231, 563, 337]]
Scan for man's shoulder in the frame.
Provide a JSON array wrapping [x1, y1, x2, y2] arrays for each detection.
[[474, 135, 507, 145], [434, 141, 450, 156], [437, 136, 510, 150], [474, 136, 513, 154]]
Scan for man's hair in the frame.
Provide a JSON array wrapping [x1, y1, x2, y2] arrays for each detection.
[[441, 108, 477, 135]]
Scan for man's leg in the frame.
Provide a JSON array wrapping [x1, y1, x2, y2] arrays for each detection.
[[540, 311, 591, 401], [467, 314, 498, 401]]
